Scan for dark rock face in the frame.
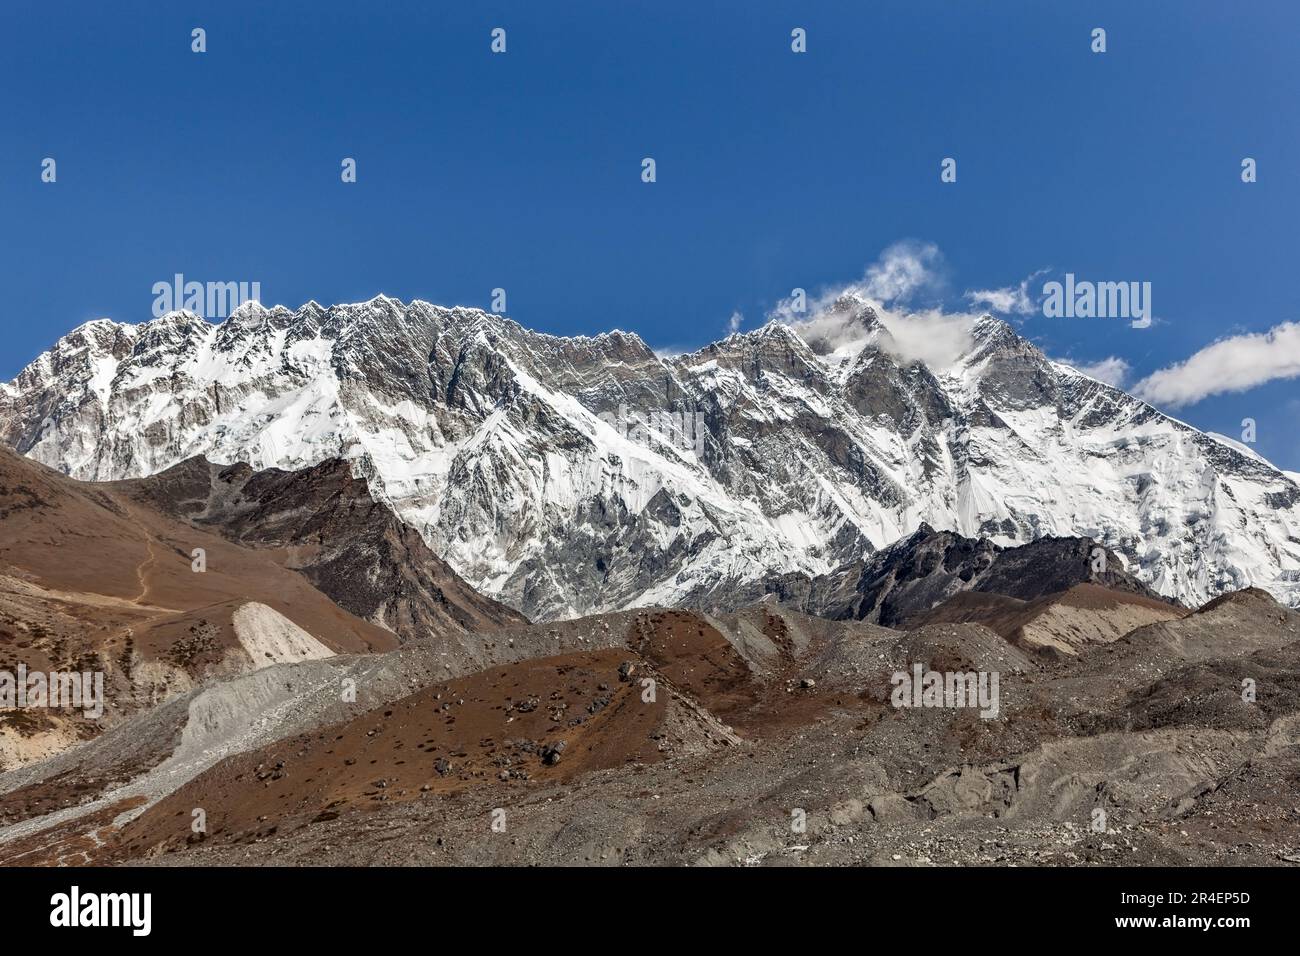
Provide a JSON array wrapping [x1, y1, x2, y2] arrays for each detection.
[[714, 524, 1173, 628], [114, 455, 526, 642], [971, 536, 1167, 604]]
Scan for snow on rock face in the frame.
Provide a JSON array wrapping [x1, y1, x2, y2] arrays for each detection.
[[3, 299, 1298, 620]]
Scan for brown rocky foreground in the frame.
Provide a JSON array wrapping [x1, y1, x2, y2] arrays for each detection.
[[2, 588, 1298, 866], [3, 450, 1299, 867]]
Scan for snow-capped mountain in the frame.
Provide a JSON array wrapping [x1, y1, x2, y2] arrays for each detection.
[[4, 296, 1299, 620]]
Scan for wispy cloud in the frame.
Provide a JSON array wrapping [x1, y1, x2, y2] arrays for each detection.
[[652, 345, 688, 359], [766, 244, 1293, 413], [875, 307, 982, 369], [768, 241, 943, 325], [1068, 356, 1131, 388], [858, 240, 944, 302], [965, 270, 1047, 316], [1133, 322, 1300, 407], [727, 310, 743, 334], [768, 242, 983, 368]]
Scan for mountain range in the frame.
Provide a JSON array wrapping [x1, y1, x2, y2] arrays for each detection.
[[3, 296, 1298, 622], [3, 397, 1300, 867]]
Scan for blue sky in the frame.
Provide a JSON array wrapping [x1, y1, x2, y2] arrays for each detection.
[[2, 0, 1298, 468]]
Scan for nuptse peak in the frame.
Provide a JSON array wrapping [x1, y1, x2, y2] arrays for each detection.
[[2, 296, 1298, 621]]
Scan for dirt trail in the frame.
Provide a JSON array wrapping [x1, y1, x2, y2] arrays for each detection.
[[131, 538, 158, 604]]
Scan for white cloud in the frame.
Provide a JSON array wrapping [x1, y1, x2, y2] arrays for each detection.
[[874, 307, 980, 369], [1132, 322, 1300, 407], [769, 247, 1116, 371], [764, 245, 1295, 407], [966, 287, 1024, 314], [965, 270, 1048, 316], [727, 310, 743, 334], [768, 242, 982, 369], [769, 241, 943, 324], [859, 240, 943, 302], [1069, 356, 1131, 388]]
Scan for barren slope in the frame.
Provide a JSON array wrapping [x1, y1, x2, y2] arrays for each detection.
[[114, 456, 525, 641], [0, 447, 396, 767]]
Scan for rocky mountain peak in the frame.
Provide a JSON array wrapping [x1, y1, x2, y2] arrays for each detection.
[[3, 298, 1298, 619]]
